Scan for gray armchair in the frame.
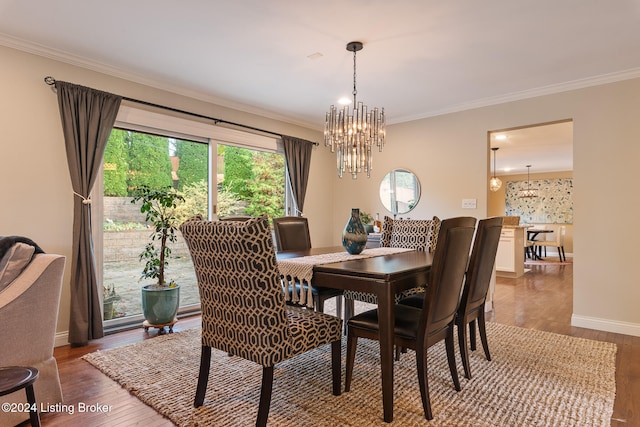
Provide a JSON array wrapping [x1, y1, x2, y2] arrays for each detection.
[[0, 253, 65, 426]]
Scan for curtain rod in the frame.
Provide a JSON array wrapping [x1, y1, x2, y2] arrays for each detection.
[[44, 76, 319, 145]]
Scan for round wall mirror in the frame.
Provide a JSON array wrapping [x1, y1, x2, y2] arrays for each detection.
[[379, 169, 421, 215]]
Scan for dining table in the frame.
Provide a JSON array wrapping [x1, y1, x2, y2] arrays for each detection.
[[276, 246, 433, 423]]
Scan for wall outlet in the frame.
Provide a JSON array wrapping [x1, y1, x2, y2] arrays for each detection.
[[462, 198, 477, 209]]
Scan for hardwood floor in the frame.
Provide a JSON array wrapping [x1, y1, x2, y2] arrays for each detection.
[[26, 262, 639, 426]]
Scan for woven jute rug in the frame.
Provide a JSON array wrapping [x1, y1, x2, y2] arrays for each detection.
[[83, 322, 616, 426]]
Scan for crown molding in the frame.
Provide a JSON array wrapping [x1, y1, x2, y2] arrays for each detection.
[[4, 32, 640, 130], [390, 67, 640, 124], [0, 33, 319, 131]]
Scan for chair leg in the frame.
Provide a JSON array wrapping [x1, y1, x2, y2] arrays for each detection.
[[478, 309, 492, 361], [458, 322, 472, 379], [469, 319, 477, 351], [194, 346, 212, 407], [256, 366, 274, 427], [331, 340, 342, 396], [344, 299, 354, 321], [415, 343, 433, 420], [345, 333, 358, 392], [335, 295, 343, 320], [316, 296, 324, 313], [445, 329, 461, 391]]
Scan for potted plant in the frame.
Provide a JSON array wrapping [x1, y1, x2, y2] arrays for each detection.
[[360, 211, 375, 234], [131, 186, 185, 326], [103, 284, 121, 320]]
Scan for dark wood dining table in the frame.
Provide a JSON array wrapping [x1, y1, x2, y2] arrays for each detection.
[[276, 246, 433, 423]]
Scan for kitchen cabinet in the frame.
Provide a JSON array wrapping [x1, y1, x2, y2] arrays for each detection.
[[495, 226, 525, 278]]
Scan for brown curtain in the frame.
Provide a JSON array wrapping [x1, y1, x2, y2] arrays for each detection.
[[55, 81, 121, 346], [282, 136, 313, 215]]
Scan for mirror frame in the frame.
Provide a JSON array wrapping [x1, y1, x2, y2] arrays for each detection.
[[379, 168, 421, 215]]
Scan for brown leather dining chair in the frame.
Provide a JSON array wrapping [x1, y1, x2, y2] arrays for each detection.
[[273, 216, 344, 316], [399, 217, 503, 379], [455, 217, 502, 378], [345, 216, 476, 420], [180, 215, 342, 427]]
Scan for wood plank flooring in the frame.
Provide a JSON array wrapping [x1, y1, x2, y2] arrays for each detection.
[[24, 262, 640, 426]]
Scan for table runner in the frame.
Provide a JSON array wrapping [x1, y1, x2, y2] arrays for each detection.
[[278, 247, 413, 307]]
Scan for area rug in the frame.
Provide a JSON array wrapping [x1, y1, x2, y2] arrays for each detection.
[[83, 322, 616, 426]]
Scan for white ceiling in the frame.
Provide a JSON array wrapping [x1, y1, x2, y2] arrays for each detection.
[[1, 1, 639, 172], [490, 121, 573, 175]]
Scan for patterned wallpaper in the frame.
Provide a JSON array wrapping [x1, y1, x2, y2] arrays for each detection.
[[505, 178, 573, 224]]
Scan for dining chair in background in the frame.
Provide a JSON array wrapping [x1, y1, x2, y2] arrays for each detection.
[[399, 217, 503, 379], [180, 216, 342, 427], [344, 216, 476, 420], [343, 216, 441, 320], [535, 225, 566, 261], [273, 216, 344, 316]]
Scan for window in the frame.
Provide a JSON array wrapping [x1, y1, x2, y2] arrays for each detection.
[[96, 105, 288, 329]]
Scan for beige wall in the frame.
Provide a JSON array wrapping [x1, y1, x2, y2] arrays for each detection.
[[329, 80, 640, 336], [3, 43, 640, 339], [488, 170, 574, 253]]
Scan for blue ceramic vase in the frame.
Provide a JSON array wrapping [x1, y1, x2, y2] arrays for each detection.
[[342, 208, 368, 255]]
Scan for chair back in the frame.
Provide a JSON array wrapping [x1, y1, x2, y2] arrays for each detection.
[[550, 225, 566, 245], [380, 216, 441, 252], [180, 216, 292, 367], [273, 216, 312, 251], [458, 217, 503, 317], [420, 217, 476, 336]]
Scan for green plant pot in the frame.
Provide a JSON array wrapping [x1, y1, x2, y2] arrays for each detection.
[[141, 284, 180, 325], [103, 300, 114, 320]]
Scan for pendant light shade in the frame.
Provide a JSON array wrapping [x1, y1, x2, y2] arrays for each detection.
[[519, 165, 539, 198], [489, 147, 502, 192], [324, 41, 385, 179]]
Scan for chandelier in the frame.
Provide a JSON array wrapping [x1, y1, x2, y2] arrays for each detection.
[[324, 41, 385, 179], [519, 165, 539, 198], [489, 147, 502, 192]]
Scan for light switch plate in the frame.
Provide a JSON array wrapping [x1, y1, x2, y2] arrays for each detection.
[[462, 198, 477, 209]]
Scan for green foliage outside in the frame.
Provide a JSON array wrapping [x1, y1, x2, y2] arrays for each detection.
[[103, 129, 129, 196], [127, 132, 173, 192], [245, 151, 285, 219], [221, 146, 254, 199], [103, 130, 286, 226], [174, 140, 208, 190], [173, 180, 209, 223]]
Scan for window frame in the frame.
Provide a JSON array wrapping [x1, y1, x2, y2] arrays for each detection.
[[95, 104, 291, 330]]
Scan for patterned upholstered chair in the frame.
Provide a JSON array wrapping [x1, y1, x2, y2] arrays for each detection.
[[179, 216, 342, 427], [343, 216, 440, 319]]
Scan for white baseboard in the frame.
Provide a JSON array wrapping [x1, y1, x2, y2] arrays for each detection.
[[55, 331, 69, 347], [571, 314, 640, 337]]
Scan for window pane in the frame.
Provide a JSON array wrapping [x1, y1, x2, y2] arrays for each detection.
[[102, 129, 207, 322], [216, 143, 285, 219]]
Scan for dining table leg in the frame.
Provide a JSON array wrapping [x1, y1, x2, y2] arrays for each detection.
[[377, 284, 395, 422]]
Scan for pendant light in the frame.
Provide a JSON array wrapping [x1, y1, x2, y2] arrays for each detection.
[[489, 147, 502, 192], [519, 165, 539, 198], [324, 41, 385, 179]]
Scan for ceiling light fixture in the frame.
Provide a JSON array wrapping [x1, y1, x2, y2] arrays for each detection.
[[519, 165, 539, 198], [489, 147, 502, 192], [324, 41, 385, 179]]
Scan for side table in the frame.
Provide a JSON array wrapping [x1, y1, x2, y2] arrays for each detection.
[[0, 366, 40, 427]]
